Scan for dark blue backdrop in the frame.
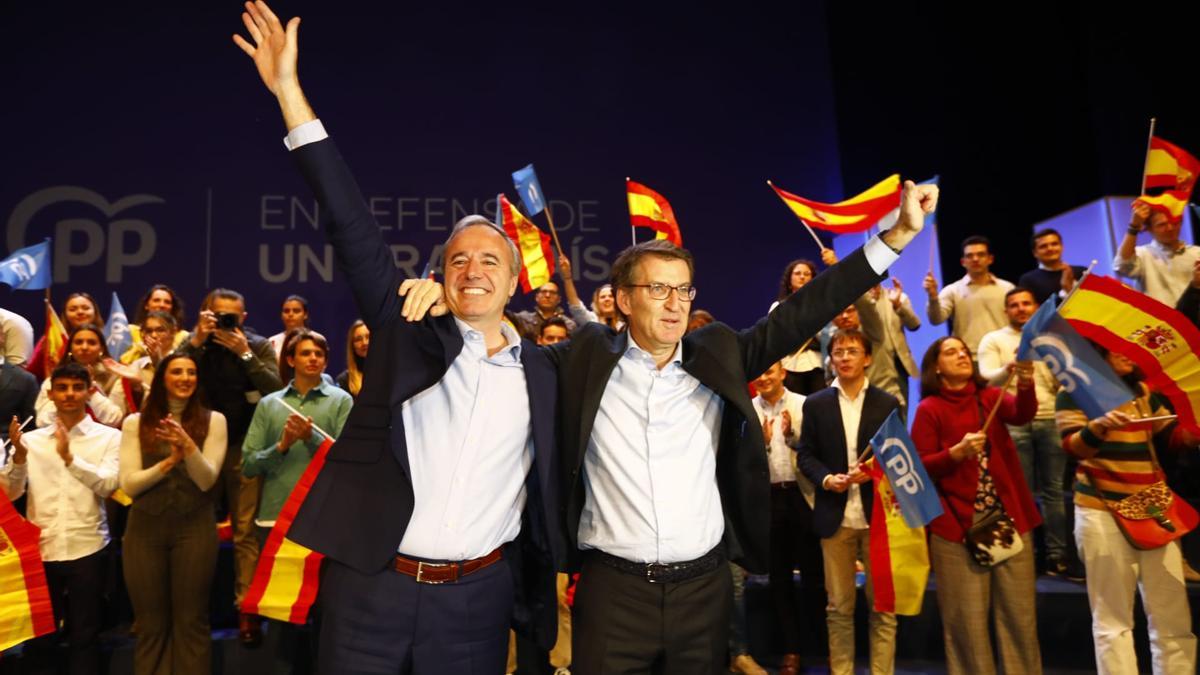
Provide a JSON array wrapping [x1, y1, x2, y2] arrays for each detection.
[[1, 2, 851, 370]]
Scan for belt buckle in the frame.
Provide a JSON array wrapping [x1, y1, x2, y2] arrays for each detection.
[[415, 561, 452, 584], [645, 562, 669, 584]]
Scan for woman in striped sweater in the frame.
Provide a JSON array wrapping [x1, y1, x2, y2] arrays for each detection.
[[1055, 346, 1197, 675]]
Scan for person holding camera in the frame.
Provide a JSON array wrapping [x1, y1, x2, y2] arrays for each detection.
[[177, 287, 281, 647]]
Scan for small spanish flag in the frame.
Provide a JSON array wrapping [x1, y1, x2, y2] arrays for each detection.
[[1060, 274, 1200, 435], [867, 465, 931, 616], [1141, 137, 1199, 223], [498, 193, 555, 293], [769, 174, 901, 234], [241, 435, 334, 624], [43, 300, 69, 373], [0, 491, 55, 651], [626, 179, 683, 246]]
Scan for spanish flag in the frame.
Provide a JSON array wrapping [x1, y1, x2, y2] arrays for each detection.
[[626, 179, 683, 246], [768, 174, 901, 234], [867, 465, 931, 616], [498, 193, 555, 293], [1059, 274, 1200, 434], [43, 299, 69, 373], [241, 435, 333, 624], [0, 491, 55, 651], [1141, 137, 1199, 223]]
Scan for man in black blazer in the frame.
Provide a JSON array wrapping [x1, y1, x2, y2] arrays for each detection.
[[796, 328, 900, 675], [234, 5, 562, 673]]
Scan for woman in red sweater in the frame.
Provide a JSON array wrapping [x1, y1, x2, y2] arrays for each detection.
[[910, 336, 1042, 675]]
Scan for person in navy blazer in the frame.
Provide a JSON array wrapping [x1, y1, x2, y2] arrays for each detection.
[[234, 4, 562, 673]]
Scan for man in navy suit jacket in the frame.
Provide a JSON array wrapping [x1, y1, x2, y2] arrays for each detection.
[[234, 4, 562, 673], [796, 328, 899, 675]]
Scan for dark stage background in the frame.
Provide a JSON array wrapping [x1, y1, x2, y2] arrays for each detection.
[[2, 2, 1197, 371]]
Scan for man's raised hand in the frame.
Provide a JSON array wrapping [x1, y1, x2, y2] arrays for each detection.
[[881, 180, 939, 251], [233, 1, 300, 96], [398, 278, 448, 322]]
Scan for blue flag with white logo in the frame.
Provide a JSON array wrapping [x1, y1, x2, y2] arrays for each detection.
[[0, 239, 51, 291], [1017, 295, 1132, 419], [870, 409, 942, 528], [105, 292, 132, 358], [511, 163, 546, 216]]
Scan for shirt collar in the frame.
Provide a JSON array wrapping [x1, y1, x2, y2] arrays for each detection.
[[1148, 239, 1188, 256], [832, 377, 869, 402], [625, 333, 683, 371], [962, 273, 996, 287], [68, 416, 98, 437], [285, 379, 330, 399], [454, 317, 523, 362]]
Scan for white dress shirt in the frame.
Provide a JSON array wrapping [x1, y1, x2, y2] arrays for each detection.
[[833, 378, 870, 530], [0, 416, 120, 561], [398, 319, 533, 561], [1113, 239, 1200, 306], [35, 376, 126, 428], [753, 390, 815, 509], [579, 337, 725, 563]]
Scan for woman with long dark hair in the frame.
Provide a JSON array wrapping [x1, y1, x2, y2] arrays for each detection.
[[26, 292, 104, 379], [1056, 345, 1197, 674], [910, 336, 1042, 675], [34, 324, 127, 427], [118, 353, 227, 675], [770, 259, 825, 394]]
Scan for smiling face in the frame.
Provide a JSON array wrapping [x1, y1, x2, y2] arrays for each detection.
[[1005, 290, 1037, 329], [1032, 233, 1063, 267], [163, 357, 198, 401], [280, 299, 308, 331], [70, 329, 104, 366], [789, 262, 815, 292], [287, 338, 327, 380], [595, 286, 615, 315], [830, 335, 871, 382], [1148, 212, 1181, 246], [754, 362, 786, 400], [443, 224, 518, 326], [64, 296, 96, 329], [146, 289, 174, 315], [616, 255, 692, 356], [351, 324, 370, 359]]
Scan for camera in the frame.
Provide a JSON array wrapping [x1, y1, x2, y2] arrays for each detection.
[[215, 312, 240, 330]]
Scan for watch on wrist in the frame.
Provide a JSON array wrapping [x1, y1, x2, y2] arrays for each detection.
[[240, 351, 254, 363]]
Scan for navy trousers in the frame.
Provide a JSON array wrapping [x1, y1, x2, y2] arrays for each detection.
[[317, 555, 513, 674]]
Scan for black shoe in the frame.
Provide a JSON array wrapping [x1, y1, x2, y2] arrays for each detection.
[[1047, 555, 1085, 582]]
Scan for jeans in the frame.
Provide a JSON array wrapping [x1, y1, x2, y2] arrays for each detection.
[[1007, 418, 1067, 558]]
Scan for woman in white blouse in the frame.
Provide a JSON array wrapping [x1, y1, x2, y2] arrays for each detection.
[[35, 324, 134, 428], [118, 353, 227, 675]]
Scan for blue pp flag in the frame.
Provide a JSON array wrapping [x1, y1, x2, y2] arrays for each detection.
[[511, 164, 546, 216], [0, 239, 51, 291], [1017, 295, 1133, 418], [105, 292, 132, 358], [870, 409, 942, 528]]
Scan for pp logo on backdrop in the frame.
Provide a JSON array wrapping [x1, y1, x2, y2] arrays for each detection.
[[6, 186, 163, 283], [1030, 334, 1092, 393], [881, 438, 925, 495]]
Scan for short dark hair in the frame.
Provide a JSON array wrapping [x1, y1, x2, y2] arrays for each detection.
[[279, 328, 330, 384], [50, 361, 91, 387], [610, 240, 695, 322], [201, 288, 245, 312], [1004, 287, 1036, 305], [539, 316, 569, 338], [827, 329, 872, 357], [961, 235, 992, 254], [919, 336, 988, 399], [1030, 228, 1061, 250]]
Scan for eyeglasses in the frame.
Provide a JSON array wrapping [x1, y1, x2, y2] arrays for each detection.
[[536, 289, 559, 296], [831, 349, 864, 358], [626, 283, 697, 301]]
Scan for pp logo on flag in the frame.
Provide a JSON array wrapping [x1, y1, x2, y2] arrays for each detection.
[[1030, 335, 1092, 393], [0, 255, 36, 282], [880, 438, 925, 495]]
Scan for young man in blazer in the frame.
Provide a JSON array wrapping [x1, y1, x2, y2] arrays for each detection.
[[234, 4, 562, 672], [796, 328, 900, 675]]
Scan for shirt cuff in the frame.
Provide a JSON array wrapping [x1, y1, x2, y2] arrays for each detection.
[[283, 119, 329, 151], [4, 461, 27, 481], [864, 236, 900, 276]]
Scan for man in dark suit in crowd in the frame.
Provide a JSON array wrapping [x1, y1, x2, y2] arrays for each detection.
[[796, 329, 900, 675], [233, 3, 562, 673]]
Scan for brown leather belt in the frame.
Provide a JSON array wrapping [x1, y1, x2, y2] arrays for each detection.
[[392, 547, 503, 584]]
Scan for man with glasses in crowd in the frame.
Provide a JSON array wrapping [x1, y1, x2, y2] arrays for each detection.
[[514, 282, 577, 339]]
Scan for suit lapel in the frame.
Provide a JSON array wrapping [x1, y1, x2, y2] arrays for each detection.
[[575, 331, 627, 474], [829, 389, 849, 472]]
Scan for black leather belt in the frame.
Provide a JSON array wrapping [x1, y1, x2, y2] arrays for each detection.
[[589, 547, 723, 584], [771, 481, 799, 490]]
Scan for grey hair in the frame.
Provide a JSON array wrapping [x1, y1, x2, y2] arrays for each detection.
[[444, 215, 522, 277]]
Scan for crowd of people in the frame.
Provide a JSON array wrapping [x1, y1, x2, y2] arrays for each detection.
[[1, 3, 1198, 675]]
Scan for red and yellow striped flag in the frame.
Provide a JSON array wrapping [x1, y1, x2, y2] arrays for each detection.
[[1141, 137, 1199, 223], [43, 300, 69, 373], [1059, 274, 1200, 434], [0, 491, 55, 651], [498, 193, 555, 293], [769, 174, 901, 233], [867, 466, 931, 616], [626, 179, 682, 246], [241, 436, 333, 624]]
